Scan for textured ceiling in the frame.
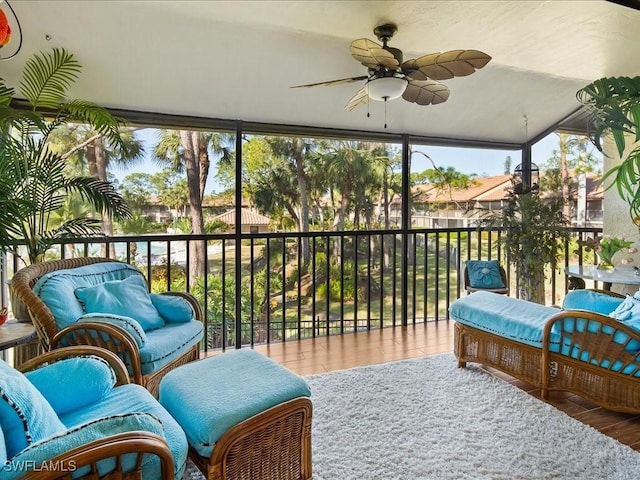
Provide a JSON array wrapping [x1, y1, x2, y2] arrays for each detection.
[[3, 0, 640, 145]]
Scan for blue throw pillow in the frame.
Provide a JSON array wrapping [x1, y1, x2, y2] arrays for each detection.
[[150, 294, 194, 323], [0, 360, 66, 459], [466, 260, 505, 289], [562, 290, 624, 315], [75, 275, 165, 331], [608, 295, 640, 352], [25, 356, 117, 416]]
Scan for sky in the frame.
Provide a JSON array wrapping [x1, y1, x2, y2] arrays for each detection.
[[110, 130, 594, 195]]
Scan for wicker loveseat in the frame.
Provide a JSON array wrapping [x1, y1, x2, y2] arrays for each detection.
[[451, 289, 640, 414], [10, 257, 203, 397]]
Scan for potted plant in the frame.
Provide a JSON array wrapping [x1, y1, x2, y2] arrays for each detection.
[[477, 179, 571, 304], [577, 235, 636, 271], [0, 48, 131, 264], [576, 76, 640, 223]]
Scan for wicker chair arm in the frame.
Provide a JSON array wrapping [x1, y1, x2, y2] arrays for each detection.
[[17, 345, 130, 387], [18, 431, 174, 480], [160, 291, 204, 321], [51, 322, 144, 386]]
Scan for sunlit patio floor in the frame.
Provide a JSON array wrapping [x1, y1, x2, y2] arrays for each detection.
[[238, 320, 640, 451]]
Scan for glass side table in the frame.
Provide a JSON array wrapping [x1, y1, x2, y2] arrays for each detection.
[[0, 319, 38, 367]]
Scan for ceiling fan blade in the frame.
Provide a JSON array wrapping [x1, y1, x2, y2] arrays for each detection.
[[291, 75, 369, 88], [402, 79, 450, 106], [350, 38, 399, 70], [402, 49, 491, 81], [344, 87, 369, 111]]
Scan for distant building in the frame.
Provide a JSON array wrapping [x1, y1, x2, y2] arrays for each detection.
[[387, 173, 603, 229], [209, 208, 272, 234]]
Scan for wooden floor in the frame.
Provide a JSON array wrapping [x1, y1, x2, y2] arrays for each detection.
[[249, 320, 640, 451]]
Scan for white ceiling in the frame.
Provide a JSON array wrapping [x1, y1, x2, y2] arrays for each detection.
[[3, 0, 640, 145]]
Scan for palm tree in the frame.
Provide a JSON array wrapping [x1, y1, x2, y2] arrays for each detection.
[[153, 130, 234, 281], [49, 125, 144, 255], [0, 48, 131, 264]]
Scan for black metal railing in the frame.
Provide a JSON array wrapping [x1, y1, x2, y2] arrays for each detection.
[[3, 226, 603, 352]]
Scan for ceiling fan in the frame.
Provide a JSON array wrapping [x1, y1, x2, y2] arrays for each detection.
[[292, 23, 491, 113]]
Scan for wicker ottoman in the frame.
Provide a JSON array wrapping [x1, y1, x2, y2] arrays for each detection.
[[159, 349, 312, 480]]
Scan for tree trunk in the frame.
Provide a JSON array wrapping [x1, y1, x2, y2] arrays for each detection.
[[94, 137, 116, 258], [198, 139, 209, 204], [517, 263, 546, 304], [294, 144, 310, 267], [181, 131, 206, 283], [86, 139, 114, 258]]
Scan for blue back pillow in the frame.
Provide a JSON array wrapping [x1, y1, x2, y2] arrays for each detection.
[[466, 260, 505, 289], [75, 275, 165, 331]]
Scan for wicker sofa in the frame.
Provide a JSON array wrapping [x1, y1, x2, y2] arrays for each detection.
[[451, 289, 640, 414]]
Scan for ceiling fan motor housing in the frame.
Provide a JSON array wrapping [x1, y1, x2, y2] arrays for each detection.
[[374, 24, 403, 64]]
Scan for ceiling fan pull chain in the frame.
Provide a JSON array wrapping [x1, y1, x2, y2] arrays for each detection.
[[367, 101, 370, 118], [384, 98, 388, 129]]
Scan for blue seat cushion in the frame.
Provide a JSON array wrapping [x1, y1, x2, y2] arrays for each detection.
[[139, 321, 203, 376], [33, 262, 143, 330], [60, 383, 188, 480], [158, 349, 311, 458], [449, 291, 560, 348], [5, 413, 165, 480]]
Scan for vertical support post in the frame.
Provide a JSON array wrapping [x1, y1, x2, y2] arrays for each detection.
[[235, 121, 243, 349], [401, 135, 410, 327]]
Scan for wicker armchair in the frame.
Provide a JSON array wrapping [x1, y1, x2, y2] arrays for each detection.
[[7, 346, 178, 480], [10, 257, 203, 397]]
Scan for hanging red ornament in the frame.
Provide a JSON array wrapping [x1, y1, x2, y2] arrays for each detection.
[[0, 8, 12, 47]]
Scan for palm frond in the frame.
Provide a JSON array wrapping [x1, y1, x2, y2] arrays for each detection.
[[20, 48, 81, 109], [63, 176, 132, 220], [61, 99, 128, 151], [0, 78, 14, 107], [42, 217, 105, 240]]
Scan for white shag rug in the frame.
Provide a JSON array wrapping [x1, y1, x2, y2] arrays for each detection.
[[183, 353, 640, 480]]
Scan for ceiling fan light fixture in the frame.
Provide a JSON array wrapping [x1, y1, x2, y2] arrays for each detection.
[[365, 76, 407, 101]]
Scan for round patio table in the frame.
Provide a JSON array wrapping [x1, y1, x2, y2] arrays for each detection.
[[0, 319, 37, 365], [565, 265, 640, 292]]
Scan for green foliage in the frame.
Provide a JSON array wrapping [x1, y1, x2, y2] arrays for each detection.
[[118, 212, 164, 235], [480, 184, 570, 269], [577, 76, 640, 222], [205, 219, 230, 233], [0, 48, 131, 262], [477, 179, 570, 302], [315, 257, 357, 301], [172, 217, 192, 234]]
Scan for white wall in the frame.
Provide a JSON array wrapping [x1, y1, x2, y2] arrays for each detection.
[[602, 134, 640, 294]]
